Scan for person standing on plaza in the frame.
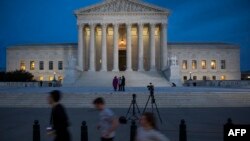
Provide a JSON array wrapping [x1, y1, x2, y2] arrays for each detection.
[[93, 97, 119, 141], [121, 76, 126, 91], [47, 90, 71, 141], [112, 76, 118, 91], [136, 112, 170, 141], [118, 77, 122, 91]]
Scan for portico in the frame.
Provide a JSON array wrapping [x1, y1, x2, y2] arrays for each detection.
[[75, 0, 170, 72]]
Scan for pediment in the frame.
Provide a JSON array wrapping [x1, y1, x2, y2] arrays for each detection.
[[75, 0, 169, 15]]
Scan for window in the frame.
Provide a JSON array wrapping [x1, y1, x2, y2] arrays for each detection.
[[212, 76, 216, 80], [211, 60, 216, 70], [201, 60, 206, 69], [203, 76, 207, 81], [193, 76, 197, 80], [39, 61, 44, 70], [182, 60, 188, 70], [39, 76, 44, 81], [183, 76, 187, 81], [221, 60, 226, 69], [221, 75, 226, 80], [49, 61, 53, 70], [192, 60, 197, 70], [49, 76, 54, 81], [30, 61, 35, 70], [58, 61, 63, 70], [20, 61, 26, 71]]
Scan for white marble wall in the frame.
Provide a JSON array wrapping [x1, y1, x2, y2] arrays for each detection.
[[7, 44, 77, 81], [7, 43, 241, 82], [168, 43, 241, 81]]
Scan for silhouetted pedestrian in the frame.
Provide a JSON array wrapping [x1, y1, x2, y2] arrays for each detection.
[[121, 76, 126, 91], [112, 76, 118, 91], [93, 97, 119, 141], [47, 90, 71, 141]]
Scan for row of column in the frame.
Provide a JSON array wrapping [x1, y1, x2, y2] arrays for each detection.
[[77, 23, 167, 72]]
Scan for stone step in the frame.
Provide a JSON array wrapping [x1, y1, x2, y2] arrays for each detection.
[[64, 71, 172, 87], [0, 93, 250, 108]]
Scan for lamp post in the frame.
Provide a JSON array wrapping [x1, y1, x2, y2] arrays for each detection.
[[189, 72, 192, 81], [52, 72, 57, 87], [53, 72, 56, 81]]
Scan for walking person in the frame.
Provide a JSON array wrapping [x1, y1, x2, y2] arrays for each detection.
[[121, 76, 126, 91], [112, 76, 118, 91], [93, 97, 119, 141], [118, 77, 122, 91], [47, 90, 71, 141], [136, 112, 170, 141]]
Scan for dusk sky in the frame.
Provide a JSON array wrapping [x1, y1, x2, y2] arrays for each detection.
[[0, 0, 249, 70]]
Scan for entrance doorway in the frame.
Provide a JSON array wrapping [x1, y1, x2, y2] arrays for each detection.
[[119, 50, 126, 71]]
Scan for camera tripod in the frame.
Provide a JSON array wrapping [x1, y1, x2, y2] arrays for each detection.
[[124, 94, 141, 141], [125, 94, 141, 121], [143, 88, 163, 123]]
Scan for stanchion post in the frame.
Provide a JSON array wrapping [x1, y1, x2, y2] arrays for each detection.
[[179, 119, 187, 141], [81, 121, 88, 141], [130, 120, 137, 141], [33, 120, 40, 141]]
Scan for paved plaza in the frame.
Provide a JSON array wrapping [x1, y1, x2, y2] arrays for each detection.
[[0, 107, 250, 141], [0, 86, 250, 141]]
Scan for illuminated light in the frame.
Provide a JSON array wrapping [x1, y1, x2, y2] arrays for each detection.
[[248, 76, 250, 79], [49, 76, 54, 81], [30, 61, 35, 70], [39, 76, 44, 81], [182, 60, 187, 70], [221, 75, 226, 80], [20, 61, 26, 71], [58, 76, 63, 81], [211, 60, 216, 69], [192, 60, 197, 69], [201, 60, 206, 69]]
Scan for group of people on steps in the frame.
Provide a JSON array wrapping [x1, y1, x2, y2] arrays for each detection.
[[112, 76, 126, 91]]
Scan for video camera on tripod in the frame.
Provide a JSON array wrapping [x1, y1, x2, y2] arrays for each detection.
[[147, 83, 154, 94]]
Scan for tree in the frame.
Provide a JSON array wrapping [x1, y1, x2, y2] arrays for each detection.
[[0, 70, 34, 82]]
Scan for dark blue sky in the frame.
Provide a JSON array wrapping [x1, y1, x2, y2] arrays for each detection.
[[0, 0, 250, 70]]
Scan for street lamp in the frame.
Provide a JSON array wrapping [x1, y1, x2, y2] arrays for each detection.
[[53, 72, 57, 81], [189, 72, 192, 80]]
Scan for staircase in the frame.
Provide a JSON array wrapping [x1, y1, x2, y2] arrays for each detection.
[[0, 92, 250, 108], [68, 71, 172, 87]]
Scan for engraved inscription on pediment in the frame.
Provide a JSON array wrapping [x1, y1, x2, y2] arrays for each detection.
[[80, 0, 163, 13]]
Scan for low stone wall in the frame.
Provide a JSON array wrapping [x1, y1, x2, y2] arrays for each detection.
[[185, 80, 250, 88], [0, 81, 61, 87]]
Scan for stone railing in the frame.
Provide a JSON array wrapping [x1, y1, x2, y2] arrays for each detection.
[[184, 80, 250, 88], [0, 81, 62, 87]]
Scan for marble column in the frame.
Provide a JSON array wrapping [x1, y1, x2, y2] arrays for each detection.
[[101, 24, 107, 71], [113, 23, 119, 72], [126, 23, 132, 71], [89, 23, 96, 71], [150, 23, 156, 71], [138, 23, 144, 71], [161, 23, 168, 70], [77, 24, 84, 71]]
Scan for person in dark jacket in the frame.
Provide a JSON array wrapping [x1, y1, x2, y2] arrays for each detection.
[[118, 77, 122, 91], [47, 90, 71, 141], [121, 76, 126, 91]]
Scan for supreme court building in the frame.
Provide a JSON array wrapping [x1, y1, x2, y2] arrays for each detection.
[[6, 0, 241, 86]]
